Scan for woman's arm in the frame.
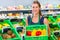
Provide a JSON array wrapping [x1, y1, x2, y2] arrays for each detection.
[[26, 19, 28, 26], [44, 18, 50, 36]]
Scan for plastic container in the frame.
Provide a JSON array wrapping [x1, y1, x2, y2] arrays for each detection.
[[6, 19, 25, 40], [0, 29, 2, 40], [50, 35, 57, 40], [56, 15, 60, 22], [50, 29, 58, 40], [47, 16, 56, 23], [25, 25, 48, 40], [0, 36, 2, 40], [50, 31, 58, 40], [10, 19, 26, 27], [16, 27, 25, 40], [0, 20, 4, 31], [1, 28, 20, 40], [0, 19, 21, 40]]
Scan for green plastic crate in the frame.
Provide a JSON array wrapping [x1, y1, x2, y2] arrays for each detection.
[[0, 36, 2, 40], [25, 25, 48, 40], [10, 19, 26, 27], [0, 29, 2, 40], [50, 29, 58, 40], [47, 15, 60, 23], [0, 19, 21, 40], [47, 16, 55, 23], [50, 34, 57, 40], [1, 28, 20, 40]]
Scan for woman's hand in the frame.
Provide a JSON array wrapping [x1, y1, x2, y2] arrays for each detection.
[[44, 18, 50, 36]]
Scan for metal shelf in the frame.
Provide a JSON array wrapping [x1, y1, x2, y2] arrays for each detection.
[[0, 16, 24, 20], [0, 8, 60, 13], [0, 10, 31, 13]]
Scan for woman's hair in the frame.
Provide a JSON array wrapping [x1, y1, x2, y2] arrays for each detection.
[[33, 1, 42, 16]]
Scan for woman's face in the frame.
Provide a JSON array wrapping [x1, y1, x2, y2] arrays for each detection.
[[32, 3, 40, 14]]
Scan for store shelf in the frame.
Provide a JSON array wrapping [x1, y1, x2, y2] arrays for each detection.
[[0, 9, 31, 13], [43, 12, 60, 17], [0, 8, 60, 13], [41, 8, 60, 11], [0, 17, 24, 20]]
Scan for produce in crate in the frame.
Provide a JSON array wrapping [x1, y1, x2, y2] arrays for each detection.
[[19, 22, 23, 26], [0, 24, 2, 29], [32, 29, 36, 36], [36, 31, 42, 36], [48, 17, 52, 22], [3, 23, 9, 26], [51, 28, 54, 32], [25, 25, 48, 40], [2, 34, 8, 39], [57, 18, 60, 22], [26, 31, 32, 36], [2, 30, 16, 39], [11, 33, 16, 38], [19, 21, 25, 26], [12, 19, 25, 27], [2, 34, 11, 39], [6, 34, 11, 38], [36, 29, 42, 36], [7, 30, 12, 35], [42, 29, 46, 36], [26, 29, 46, 36]]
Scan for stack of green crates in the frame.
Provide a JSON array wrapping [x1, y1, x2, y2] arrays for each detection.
[[47, 16, 54, 23], [0, 19, 21, 40], [0, 20, 4, 40], [50, 31, 58, 40], [25, 25, 48, 40], [10, 19, 26, 27], [1, 28, 21, 40], [50, 34, 57, 40]]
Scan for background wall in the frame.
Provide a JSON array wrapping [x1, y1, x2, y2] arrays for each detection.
[[0, 0, 60, 7]]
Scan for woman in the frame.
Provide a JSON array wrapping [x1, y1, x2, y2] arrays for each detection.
[[26, 1, 50, 36]]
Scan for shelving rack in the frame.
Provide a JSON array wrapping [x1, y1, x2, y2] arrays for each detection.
[[0, 8, 60, 20], [0, 8, 60, 13]]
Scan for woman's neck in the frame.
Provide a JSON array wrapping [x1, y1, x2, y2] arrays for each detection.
[[33, 13, 39, 17]]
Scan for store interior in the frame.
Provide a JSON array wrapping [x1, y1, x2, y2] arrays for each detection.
[[0, 0, 60, 40]]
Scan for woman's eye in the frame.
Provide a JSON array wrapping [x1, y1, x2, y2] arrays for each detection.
[[33, 7, 35, 8], [36, 7, 38, 8], [32, 6, 39, 8]]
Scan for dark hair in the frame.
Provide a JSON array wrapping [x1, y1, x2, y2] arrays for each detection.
[[33, 1, 42, 16]]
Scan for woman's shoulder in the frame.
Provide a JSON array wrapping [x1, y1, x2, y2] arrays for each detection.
[[28, 15, 32, 18], [41, 16, 48, 22], [41, 16, 47, 19], [40, 16, 48, 21], [40, 16, 44, 19]]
